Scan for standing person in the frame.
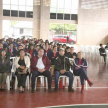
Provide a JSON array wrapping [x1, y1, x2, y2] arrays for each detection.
[[99, 44, 106, 64], [105, 43, 108, 50], [14, 49, 30, 92], [73, 52, 93, 93], [31, 48, 52, 92], [0, 49, 11, 90], [67, 35, 69, 43], [54, 48, 74, 92]]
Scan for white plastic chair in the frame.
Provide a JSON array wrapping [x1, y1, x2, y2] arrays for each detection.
[[6, 75, 11, 90], [99, 56, 104, 63], [15, 75, 30, 90], [73, 76, 88, 90], [35, 75, 48, 90]]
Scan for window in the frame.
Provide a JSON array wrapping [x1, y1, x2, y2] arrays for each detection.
[[50, 0, 79, 20], [50, 0, 57, 8], [3, 0, 33, 18]]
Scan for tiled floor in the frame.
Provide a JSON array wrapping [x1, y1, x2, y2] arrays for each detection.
[[0, 57, 108, 108]]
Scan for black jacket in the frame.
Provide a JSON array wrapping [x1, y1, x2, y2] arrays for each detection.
[[50, 51, 59, 65], [65, 52, 77, 58], [0, 56, 11, 73], [54, 55, 71, 72], [99, 48, 106, 55]]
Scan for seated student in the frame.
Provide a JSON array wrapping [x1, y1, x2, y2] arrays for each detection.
[[105, 43, 108, 50], [54, 48, 74, 92], [31, 48, 52, 92], [32, 45, 40, 57], [44, 44, 51, 59], [48, 43, 52, 51], [65, 47, 70, 57], [2, 40, 8, 48], [70, 47, 77, 58], [25, 41, 30, 51], [26, 44, 34, 58], [15, 45, 24, 56], [0, 43, 3, 50], [0, 49, 11, 90], [57, 44, 62, 51], [14, 49, 30, 92], [9, 43, 17, 57], [99, 44, 106, 64], [62, 44, 67, 50], [73, 52, 93, 93], [4, 46, 11, 57], [50, 46, 59, 75]]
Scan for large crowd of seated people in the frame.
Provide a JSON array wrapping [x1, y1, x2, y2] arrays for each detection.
[[0, 37, 93, 93]]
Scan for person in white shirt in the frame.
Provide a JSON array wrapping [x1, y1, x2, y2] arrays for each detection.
[[31, 48, 52, 92]]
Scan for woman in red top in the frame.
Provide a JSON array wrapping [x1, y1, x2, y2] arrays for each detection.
[[27, 44, 34, 58]]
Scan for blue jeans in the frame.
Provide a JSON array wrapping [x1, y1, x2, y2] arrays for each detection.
[[73, 68, 88, 85], [55, 71, 73, 87]]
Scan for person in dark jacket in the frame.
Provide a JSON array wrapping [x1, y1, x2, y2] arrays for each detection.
[[31, 48, 52, 92], [9, 43, 17, 56], [15, 45, 24, 56], [50, 46, 59, 75], [105, 43, 108, 50], [99, 44, 106, 64], [54, 48, 74, 92], [65, 47, 70, 57], [73, 52, 93, 93], [0, 49, 11, 90], [32, 45, 40, 57], [44, 44, 51, 60]]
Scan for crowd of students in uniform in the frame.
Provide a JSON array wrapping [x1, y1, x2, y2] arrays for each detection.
[[0, 37, 93, 93]]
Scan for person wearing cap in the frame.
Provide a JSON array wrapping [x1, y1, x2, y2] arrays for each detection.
[[0, 49, 11, 90], [54, 48, 74, 92], [73, 52, 93, 93], [14, 49, 30, 92]]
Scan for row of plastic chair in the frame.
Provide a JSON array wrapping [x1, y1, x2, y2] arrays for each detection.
[[80, 45, 100, 60], [5, 56, 88, 91]]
